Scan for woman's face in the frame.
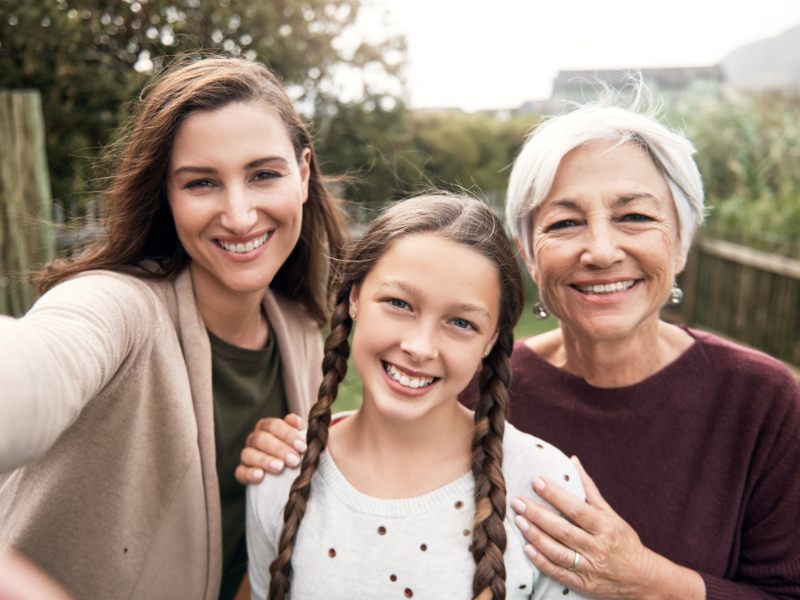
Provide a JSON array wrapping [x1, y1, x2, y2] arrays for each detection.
[[167, 102, 310, 297], [349, 234, 499, 424], [526, 140, 686, 343]]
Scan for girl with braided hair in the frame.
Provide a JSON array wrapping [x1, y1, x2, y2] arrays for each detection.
[[246, 194, 587, 600]]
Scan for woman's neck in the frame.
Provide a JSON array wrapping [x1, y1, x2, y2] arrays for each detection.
[[189, 262, 269, 350], [529, 318, 694, 388], [327, 399, 474, 499]]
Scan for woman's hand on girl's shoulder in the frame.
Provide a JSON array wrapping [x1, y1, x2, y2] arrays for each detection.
[[235, 414, 308, 484]]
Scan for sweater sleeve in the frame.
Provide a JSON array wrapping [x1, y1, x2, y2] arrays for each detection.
[[0, 273, 156, 473], [700, 370, 800, 600]]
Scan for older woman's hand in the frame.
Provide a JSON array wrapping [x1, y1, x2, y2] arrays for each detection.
[[512, 456, 705, 600], [234, 414, 307, 484]]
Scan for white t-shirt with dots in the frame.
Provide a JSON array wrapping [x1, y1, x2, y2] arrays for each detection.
[[246, 420, 588, 600]]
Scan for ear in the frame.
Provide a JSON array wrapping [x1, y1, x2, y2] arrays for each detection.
[[674, 226, 697, 274], [485, 330, 500, 357], [348, 284, 359, 319], [515, 235, 540, 286], [299, 147, 312, 204]]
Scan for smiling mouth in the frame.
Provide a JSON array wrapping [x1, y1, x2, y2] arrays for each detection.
[[383, 361, 438, 389], [573, 280, 637, 295], [215, 231, 271, 254]]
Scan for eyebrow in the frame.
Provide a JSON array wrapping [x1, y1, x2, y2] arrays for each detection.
[[171, 156, 290, 178], [548, 193, 658, 210], [375, 279, 492, 322]]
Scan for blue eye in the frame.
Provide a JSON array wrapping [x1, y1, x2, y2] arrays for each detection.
[[451, 318, 474, 330], [389, 298, 409, 310]]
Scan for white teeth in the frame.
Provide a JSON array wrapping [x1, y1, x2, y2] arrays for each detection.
[[217, 232, 270, 253], [576, 280, 636, 295], [384, 363, 435, 389]]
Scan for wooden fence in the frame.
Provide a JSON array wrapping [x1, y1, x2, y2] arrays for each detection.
[[0, 90, 55, 317], [668, 237, 800, 368]]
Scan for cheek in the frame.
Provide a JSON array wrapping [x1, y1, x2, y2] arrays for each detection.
[[532, 236, 568, 282]]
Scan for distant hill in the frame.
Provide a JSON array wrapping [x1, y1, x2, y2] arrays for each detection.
[[721, 24, 800, 89]]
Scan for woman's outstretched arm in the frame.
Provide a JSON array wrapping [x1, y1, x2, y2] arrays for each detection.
[[0, 273, 154, 472]]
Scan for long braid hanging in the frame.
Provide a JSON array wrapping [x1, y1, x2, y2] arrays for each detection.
[[267, 290, 353, 600], [470, 326, 514, 600]]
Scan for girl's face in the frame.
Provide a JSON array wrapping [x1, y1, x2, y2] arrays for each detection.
[[167, 102, 311, 297], [349, 233, 500, 423]]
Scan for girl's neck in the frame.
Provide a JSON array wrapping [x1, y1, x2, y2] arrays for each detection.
[[327, 399, 474, 499], [190, 262, 269, 350]]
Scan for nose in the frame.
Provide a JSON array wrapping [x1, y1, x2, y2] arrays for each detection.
[[400, 320, 439, 363], [220, 183, 258, 234], [581, 219, 625, 268]]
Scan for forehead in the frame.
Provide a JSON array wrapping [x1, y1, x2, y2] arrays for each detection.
[[170, 102, 293, 162], [547, 139, 671, 202], [365, 233, 500, 309]]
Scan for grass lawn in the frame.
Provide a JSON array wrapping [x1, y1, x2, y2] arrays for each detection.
[[330, 303, 559, 414]]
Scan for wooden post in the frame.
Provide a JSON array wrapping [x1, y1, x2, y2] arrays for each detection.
[[0, 90, 55, 317]]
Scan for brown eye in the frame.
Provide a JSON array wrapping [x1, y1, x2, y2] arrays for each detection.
[[547, 219, 577, 231]]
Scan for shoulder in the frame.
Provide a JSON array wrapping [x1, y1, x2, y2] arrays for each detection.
[[265, 289, 322, 342], [247, 466, 301, 545], [687, 327, 799, 398], [503, 422, 586, 503], [28, 270, 169, 327]]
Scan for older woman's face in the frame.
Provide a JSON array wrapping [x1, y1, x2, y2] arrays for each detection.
[[526, 140, 686, 342]]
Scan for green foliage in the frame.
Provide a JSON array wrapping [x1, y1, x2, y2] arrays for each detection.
[[0, 0, 404, 210], [316, 107, 537, 205], [677, 90, 800, 249]]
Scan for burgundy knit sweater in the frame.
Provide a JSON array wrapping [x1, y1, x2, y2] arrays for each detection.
[[461, 327, 800, 599]]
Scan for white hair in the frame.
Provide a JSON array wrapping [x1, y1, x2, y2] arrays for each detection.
[[507, 85, 705, 260]]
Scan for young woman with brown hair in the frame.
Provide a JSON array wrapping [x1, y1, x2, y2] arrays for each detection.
[[246, 194, 587, 600], [0, 57, 346, 600]]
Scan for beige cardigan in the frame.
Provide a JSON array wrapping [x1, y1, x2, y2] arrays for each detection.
[[0, 268, 322, 600]]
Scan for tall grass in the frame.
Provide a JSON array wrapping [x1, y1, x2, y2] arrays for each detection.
[[676, 89, 800, 254]]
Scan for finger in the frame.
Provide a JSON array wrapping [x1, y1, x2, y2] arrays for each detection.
[[571, 455, 611, 511], [531, 475, 602, 534], [283, 413, 305, 431], [515, 518, 583, 573], [240, 444, 298, 475], [235, 464, 268, 485], [250, 418, 308, 454], [511, 496, 591, 554]]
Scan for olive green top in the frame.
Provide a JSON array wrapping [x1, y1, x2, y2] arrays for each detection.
[[209, 326, 288, 600]]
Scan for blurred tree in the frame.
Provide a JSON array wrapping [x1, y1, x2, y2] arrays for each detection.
[[317, 106, 535, 207], [0, 0, 405, 212]]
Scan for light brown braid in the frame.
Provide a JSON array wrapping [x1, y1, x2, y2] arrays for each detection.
[[470, 326, 514, 600], [267, 291, 353, 600]]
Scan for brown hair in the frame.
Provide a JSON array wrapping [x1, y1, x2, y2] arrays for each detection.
[[268, 193, 525, 600], [32, 56, 346, 325]]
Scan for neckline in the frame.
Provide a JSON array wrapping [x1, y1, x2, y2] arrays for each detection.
[[515, 325, 705, 394], [317, 449, 474, 517]]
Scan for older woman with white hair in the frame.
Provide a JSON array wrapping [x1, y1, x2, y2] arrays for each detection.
[[493, 95, 800, 599], [238, 92, 800, 599]]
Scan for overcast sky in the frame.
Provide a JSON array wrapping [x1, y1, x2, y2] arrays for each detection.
[[353, 0, 800, 112]]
